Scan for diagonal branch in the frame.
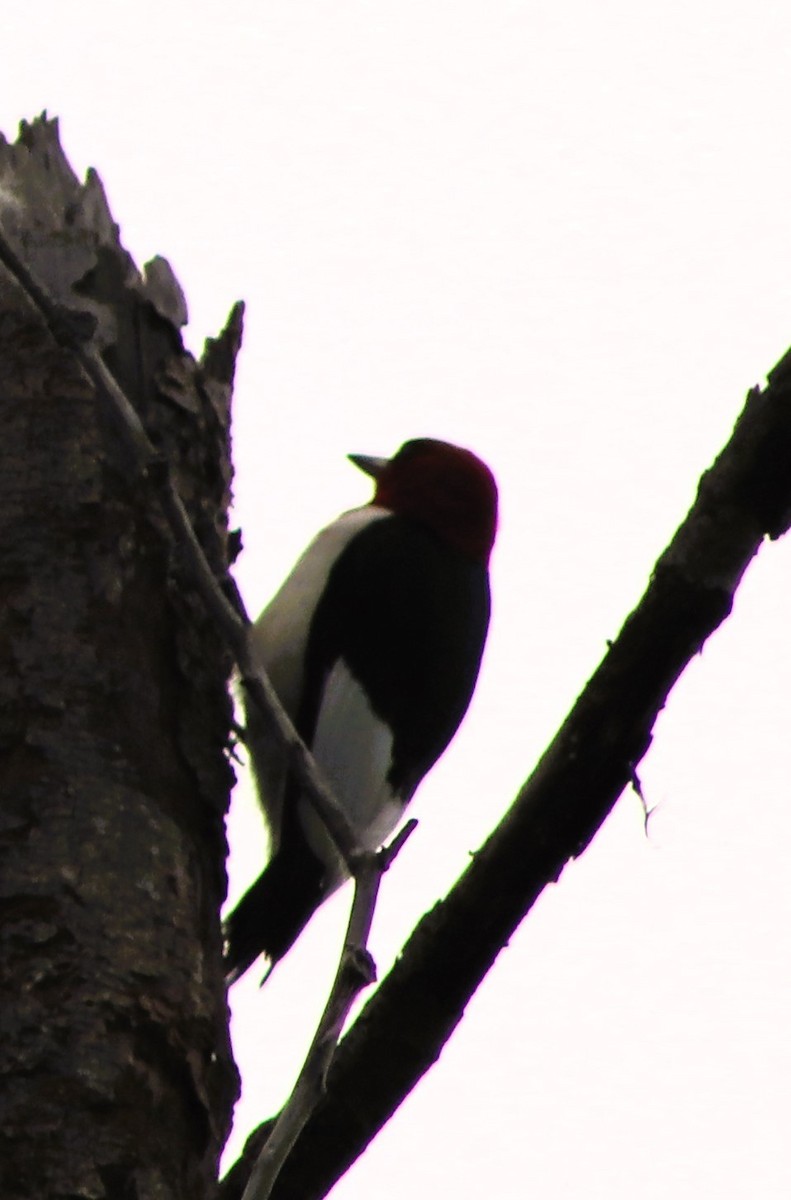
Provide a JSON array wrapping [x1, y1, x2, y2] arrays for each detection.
[[220, 351, 791, 1200]]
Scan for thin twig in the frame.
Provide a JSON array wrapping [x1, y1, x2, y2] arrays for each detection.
[[241, 823, 417, 1200], [0, 224, 155, 465]]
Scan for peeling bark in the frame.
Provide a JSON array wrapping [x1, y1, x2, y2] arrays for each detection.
[[0, 116, 240, 1200]]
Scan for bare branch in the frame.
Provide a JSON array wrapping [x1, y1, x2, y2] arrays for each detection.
[[240, 825, 416, 1200], [220, 354, 791, 1200]]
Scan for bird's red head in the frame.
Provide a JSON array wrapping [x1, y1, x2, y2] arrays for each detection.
[[350, 438, 498, 563]]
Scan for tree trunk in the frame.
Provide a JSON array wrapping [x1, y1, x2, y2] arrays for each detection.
[[0, 115, 240, 1200]]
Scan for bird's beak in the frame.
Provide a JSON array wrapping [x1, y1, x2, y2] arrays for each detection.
[[348, 453, 388, 479]]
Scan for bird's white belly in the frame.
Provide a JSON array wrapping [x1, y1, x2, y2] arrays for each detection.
[[300, 657, 404, 891]]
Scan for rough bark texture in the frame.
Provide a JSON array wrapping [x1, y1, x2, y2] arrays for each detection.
[[222, 356, 791, 1200], [0, 116, 241, 1200]]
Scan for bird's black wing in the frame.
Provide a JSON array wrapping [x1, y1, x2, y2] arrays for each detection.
[[298, 513, 490, 798]]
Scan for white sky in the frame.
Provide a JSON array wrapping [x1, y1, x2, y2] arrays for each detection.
[[4, 2, 791, 1196]]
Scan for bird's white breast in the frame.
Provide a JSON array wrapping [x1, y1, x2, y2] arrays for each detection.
[[300, 657, 404, 891], [249, 505, 390, 717], [247, 505, 391, 847]]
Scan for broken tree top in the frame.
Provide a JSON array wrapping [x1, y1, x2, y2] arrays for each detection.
[[0, 112, 243, 429]]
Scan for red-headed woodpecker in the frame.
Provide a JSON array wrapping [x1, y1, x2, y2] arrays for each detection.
[[224, 438, 498, 983]]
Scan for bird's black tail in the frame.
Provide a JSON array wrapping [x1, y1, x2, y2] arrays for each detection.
[[223, 843, 326, 985]]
